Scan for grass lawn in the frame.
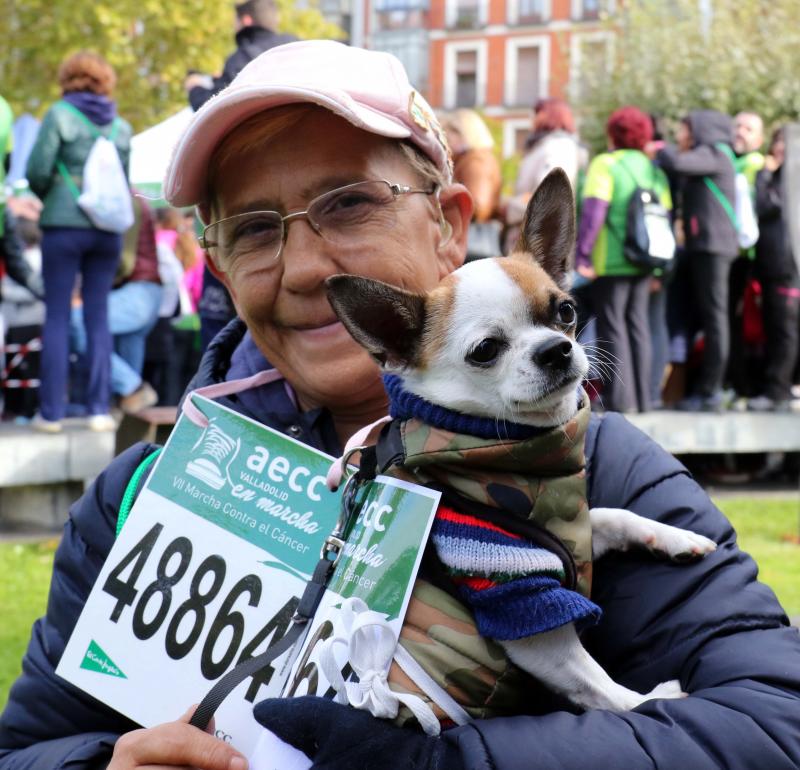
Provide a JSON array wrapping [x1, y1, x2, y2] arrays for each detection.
[[0, 497, 798, 711], [712, 496, 800, 616], [0, 539, 58, 711]]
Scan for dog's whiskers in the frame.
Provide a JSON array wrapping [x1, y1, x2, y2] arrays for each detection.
[[582, 345, 623, 386]]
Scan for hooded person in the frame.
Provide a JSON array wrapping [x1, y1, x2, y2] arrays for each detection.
[[657, 110, 738, 412]]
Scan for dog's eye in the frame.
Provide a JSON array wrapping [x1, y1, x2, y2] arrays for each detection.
[[466, 338, 502, 367], [557, 301, 577, 327]]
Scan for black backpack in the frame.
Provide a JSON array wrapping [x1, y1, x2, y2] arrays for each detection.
[[612, 157, 676, 271]]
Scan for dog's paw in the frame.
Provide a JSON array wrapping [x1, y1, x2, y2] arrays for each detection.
[[636, 520, 717, 561], [645, 679, 687, 700]]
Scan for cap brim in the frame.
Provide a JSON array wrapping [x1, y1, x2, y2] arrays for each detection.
[[164, 86, 413, 207]]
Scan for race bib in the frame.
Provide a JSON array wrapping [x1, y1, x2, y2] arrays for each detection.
[[57, 395, 439, 761]]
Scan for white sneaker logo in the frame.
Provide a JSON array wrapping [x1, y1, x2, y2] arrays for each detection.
[[185, 419, 240, 490]]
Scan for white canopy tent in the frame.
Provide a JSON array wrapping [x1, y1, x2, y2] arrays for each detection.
[[129, 107, 194, 203]]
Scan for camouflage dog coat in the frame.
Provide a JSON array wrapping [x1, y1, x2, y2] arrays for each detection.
[[370, 375, 599, 723]]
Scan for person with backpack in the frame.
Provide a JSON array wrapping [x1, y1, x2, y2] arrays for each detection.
[[575, 106, 673, 413], [0, 94, 13, 230], [25, 51, 132, 432], [656, 110, 739, 412]]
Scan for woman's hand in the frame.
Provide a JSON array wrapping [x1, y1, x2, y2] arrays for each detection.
[[576, 264, 596, 280], [107, 707, 248, 770]]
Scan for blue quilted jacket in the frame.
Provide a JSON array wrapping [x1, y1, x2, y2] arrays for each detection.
[[1, 319, 799, 769]]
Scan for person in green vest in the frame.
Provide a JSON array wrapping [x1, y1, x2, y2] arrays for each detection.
[[733, 112, 766, 187], [0, 94, 13, 239], [575, 106, 672, 413], [727, 111, 766, 398]]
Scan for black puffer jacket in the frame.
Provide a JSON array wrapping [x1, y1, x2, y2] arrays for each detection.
[[188, 26, 297, 111], [755, 165, 797, 282], [658, 110, 739, 256], [1, 320, 799, 769]]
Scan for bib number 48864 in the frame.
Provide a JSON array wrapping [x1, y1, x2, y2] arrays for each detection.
[[103, 522, 298, 703]]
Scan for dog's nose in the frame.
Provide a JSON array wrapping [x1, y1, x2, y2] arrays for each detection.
[[534, 338, 573, 369]]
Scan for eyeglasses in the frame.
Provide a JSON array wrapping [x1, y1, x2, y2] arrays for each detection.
[[200, 179, 438, 270]]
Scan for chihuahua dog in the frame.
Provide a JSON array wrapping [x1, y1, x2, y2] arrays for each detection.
[[325, 169, 716, 713]]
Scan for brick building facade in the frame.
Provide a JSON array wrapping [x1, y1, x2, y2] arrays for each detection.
[[349, 0, 614, 156]]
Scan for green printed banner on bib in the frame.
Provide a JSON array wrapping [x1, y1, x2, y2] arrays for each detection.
[[331, 479, 439, 620], [147, 395, 340, 576]]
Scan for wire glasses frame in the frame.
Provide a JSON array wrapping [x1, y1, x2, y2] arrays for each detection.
[[200, 179, 439, 270]]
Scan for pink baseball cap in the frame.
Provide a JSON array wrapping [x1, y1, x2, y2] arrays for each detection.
[[163, 40, 452, 208]]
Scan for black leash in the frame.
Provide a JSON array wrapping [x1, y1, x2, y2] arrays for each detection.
[[189, 466, 369, 732]]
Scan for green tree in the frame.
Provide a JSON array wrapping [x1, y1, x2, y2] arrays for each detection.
[[0, 0, 343, 132], [574, 0, 800, 152]]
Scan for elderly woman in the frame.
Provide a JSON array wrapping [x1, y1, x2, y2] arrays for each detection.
[[25, 51, 132, 432], [1, 42, 799, 770], [575, 106, 672, 413]]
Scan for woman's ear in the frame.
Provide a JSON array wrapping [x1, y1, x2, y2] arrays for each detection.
[[436, 182, 473, 278]]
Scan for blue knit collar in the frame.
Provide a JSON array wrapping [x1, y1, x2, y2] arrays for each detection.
[[383, 374, 578, 440]]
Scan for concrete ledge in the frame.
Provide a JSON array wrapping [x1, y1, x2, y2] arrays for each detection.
[[625, 410, 800, 455], [0, 421, 115, 487], [0, 482, 85, 532]]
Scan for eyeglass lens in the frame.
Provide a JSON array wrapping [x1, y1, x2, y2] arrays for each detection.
[[205, 180, 403, 269]]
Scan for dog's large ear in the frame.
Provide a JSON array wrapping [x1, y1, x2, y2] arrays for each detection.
[[515, 168, 575, 290], [325, 274, 426, 369]]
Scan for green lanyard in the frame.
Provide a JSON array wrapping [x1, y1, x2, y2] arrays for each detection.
[[703, 143, 738, 230]]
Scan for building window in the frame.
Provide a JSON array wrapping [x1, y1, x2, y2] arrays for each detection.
[[455, 50, 477, 106], [571, 0, 615, 20], [504, 36, 550, 109], [445, 0, 487, 29], [515, 46, 541, 106], [582, 0, 600, 19], [519, 0, 543, 23], [374, 8, 427, 30], [444, 41, 488, 109], [457, 0, 480, 28], [507, 0, 550, 25], [373, 0, 429, 31]]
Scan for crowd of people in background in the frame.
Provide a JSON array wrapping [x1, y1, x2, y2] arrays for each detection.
[[448, 100, 799, 415], [0, 51, 205, 432], [0, 9, 798, 430], [0, 0, 293, 431]]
